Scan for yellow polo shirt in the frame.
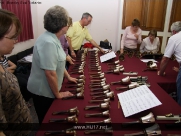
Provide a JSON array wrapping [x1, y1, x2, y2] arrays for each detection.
[[66, 21, 92, 50]]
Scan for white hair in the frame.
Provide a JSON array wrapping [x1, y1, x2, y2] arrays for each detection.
[[170, 21, 181, 32]]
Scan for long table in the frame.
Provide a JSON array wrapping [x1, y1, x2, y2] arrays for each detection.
[[36, 53, 181, 136]]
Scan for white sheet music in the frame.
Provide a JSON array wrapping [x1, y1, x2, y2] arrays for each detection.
[[117, 85, 162, 117], [100, 51, 116, 62]]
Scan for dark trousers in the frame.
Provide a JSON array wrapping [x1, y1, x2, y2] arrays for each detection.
[[31, 93, 54, 124]]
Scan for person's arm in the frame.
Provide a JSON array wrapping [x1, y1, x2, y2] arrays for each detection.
[[120, 28, 127, 54], [140, 40, 146, 53], [45, 70, 73, 98], [7, 60, 16, 73], [158, 56, 169, 76], [66, 55, 75, 65], [156, 38, 160, 53], [67, 36, 76, 58], [89, 39, 104, 53], [64, 69, 77, 83]]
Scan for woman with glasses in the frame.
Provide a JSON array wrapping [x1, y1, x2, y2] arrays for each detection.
[[0, 9, 32, 136], [140, 30, 160, 53]]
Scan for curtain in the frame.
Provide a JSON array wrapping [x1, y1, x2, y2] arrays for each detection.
[[1, 0, 34, 42]]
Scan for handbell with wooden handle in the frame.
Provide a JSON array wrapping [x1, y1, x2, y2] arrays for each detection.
[[111, 76, 131, 85], [70, 70, 84, 74], [65, 83, 84, 88], [89, 98, 110, 103], [107, 60, 119, 65], [91, 84, 110, 91], [90, 90, 110, 96], [52, 107, 79, 116], [124, 123, 161, 136], [84, 102, 110, 110], [105, 69, 120, 74], [44, 127, 76, 136], [92, 91, 114, 100], [90, 78, 106, 83], [116, 82, 139, 90], [89, 82, 106, 88], [85, 110, 110, 117], [49, 114, 78, 123], [85, 118, 111, 123], [89, 81, 106, 86], [90, 74, 105, 79], [62, 92, 84, 100]]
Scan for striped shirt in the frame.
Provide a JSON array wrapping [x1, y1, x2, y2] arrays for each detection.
[[0, 56, 9, 68]]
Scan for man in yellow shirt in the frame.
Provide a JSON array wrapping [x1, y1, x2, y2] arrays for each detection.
[[66, 12, 104, 57]]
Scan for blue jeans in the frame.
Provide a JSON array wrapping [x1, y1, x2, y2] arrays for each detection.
[[176, 67, 181, 106]]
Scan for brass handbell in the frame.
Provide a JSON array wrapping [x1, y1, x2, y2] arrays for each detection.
[[84, 102, 110, 110], [65, 83, 84, 88], [49, 114, 78, 123], [44, 127, 76, 136], [90, 78, 106, 83], [91, 84, 110, 91], [89, 98, 110, 103], [107, 60, 119, 65], [85, 110, 110, 117], [104, 69, 120, 74], [62, 92, 84, 100], [89, 82, 106, 88], [90, 90, 110, 96], [143, 61, 157, 71], [90, 72, 105, 78], [122, 112, 155, 127], [76, 75, 85, 79], [85, 118, 111, 123], [124, 124, 161, 136], [111, 76, 131, 85], [52, 107, 79, 116], [92, 91, 114, 100], [84, 127, 113, 135], [90, 74, 105, 79], [116, 82, 139, 90]]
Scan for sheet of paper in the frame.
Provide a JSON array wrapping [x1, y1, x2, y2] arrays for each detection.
[[117, 85, 162, 117], [140, 59, 158, 63], [100, 51, 116, 62], [24, 54, 33, 62]]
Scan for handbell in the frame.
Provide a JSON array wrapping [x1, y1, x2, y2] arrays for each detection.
[[49, 114, 78, 123], [91, 84, 110, 91], [44, 127, 76, 136], [111, 76, 130, 85], [92, 91, 114, 100], [84, 102, 110, 110], [84, 127, 113, 135], [116, 82, 139, 90], [65, 83, 83, 88], [89, 98, 110, 103], [62, 92, 84, 100], [70, 70, 84, 74], [89, 82, 106, 88], [107, 60, 119, 65], [90, 90, 110, 96], [85, 110, 110, 117], [90, 74, 104, 79], [104, 69, 120, 74], [52, 107, 79, 116], [85, 118, 111, 123]]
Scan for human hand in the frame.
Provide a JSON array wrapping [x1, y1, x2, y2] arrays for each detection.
[[134, 34, 139, 39], [66, 55, 75, 65], [157, 70, 166, 76], [71, 51, 76, 58], [59, 91, 73, 99], [100, 48, 105, 54], [67, 76, 77, 83], [173, 66, 179, 72]]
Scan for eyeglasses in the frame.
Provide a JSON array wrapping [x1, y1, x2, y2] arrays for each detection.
[[4, 36, 18, 41]]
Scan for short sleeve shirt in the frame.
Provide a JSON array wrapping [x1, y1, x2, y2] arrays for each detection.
[[66, 21, 92, 50], [164, 31, 181, 64], [27, 31, 66, 98]]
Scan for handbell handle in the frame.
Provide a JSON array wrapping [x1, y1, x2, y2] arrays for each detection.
[[44, 130, 65, 135], [111, 81, 121, 85], [49, 118, 66, 123], [84, 105, 99, 110], [116, 87, 128, 90], [52, 110, 68, 115]]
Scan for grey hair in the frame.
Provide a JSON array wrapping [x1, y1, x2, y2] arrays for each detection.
[[81, 12, 92, 19], [44, 5, 68, 33], [170, 21, 181, 32]]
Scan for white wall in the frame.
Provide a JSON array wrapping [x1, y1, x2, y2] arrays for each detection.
[[1, 0, 174, 56]]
